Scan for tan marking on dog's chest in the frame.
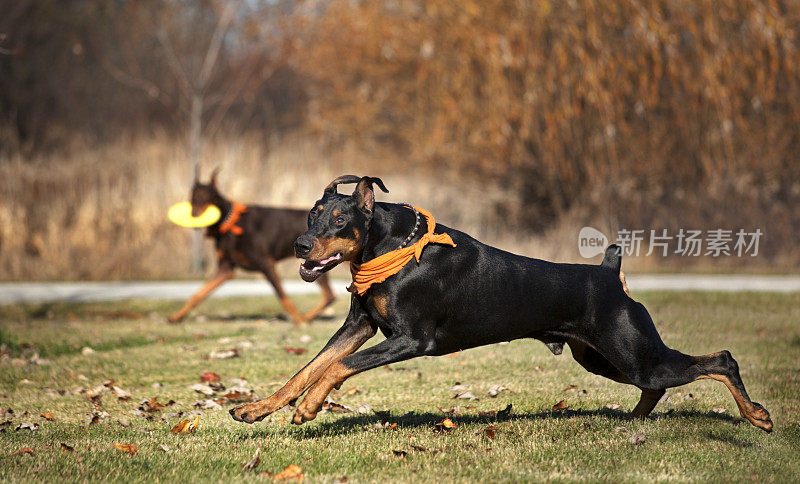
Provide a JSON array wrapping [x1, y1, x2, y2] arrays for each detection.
[[372, 293, 389, 320]]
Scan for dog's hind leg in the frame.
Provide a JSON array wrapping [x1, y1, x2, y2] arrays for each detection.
[[261, 258, 305, 326], [565, 338, 664, 418], [587, 302, 772, 431], [691, 351, 773, 432], [630, 388, 665, 418], [303, 273, 337, 321]]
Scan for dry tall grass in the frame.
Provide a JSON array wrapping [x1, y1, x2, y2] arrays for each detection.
[[2, 132, 794, 282], [0, 134, 525, 281]]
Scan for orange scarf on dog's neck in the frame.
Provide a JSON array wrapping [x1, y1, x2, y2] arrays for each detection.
[[348, 206, 457, 296], [218, 202, 248, 235]]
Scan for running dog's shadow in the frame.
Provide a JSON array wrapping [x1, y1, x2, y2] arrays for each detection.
[[243, 407, 744, 440]]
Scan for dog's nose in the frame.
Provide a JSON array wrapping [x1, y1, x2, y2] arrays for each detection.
[[294, 236, 314, 257]]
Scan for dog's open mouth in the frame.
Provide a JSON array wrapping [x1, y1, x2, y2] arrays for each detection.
[[299, 252, 343, 282]]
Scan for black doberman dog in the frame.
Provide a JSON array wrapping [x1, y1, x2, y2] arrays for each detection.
[[167, 169, 335, 325], [230, 175, 772, 432]]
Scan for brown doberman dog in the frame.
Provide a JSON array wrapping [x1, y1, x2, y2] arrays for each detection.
[[167, 169, 336, 326], [230, 175, 771, 433]]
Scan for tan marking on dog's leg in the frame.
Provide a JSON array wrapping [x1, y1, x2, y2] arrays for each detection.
[[292, 362, 354, 424], [619, 271, 630, 296], [631, 388, 665, 418], [230, 323, 374, 424], [168, 267, 233, 323], [695, 374, 773, 432]]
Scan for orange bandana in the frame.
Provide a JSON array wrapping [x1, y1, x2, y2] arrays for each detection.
[[218, 202, 248, 235], [348, 206, 456, 295]]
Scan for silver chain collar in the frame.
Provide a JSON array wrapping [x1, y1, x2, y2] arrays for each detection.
[[398, 204, 421, 250]]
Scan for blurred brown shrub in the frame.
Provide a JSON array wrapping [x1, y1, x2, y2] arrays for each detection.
[[290, 0, 800, 242]]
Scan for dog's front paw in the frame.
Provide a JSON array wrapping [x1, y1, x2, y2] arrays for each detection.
[[230, 402, 269, 424]]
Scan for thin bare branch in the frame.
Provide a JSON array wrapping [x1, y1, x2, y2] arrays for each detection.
[[197, 0, 241, 89], [156, 29, 195, 96]]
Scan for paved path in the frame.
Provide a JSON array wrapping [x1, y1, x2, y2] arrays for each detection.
[[1, 275, 798, 304]]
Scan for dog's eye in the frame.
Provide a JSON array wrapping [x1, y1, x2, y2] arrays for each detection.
[[334, 217, 346, 227]]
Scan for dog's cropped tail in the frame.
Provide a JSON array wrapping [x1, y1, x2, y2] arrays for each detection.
[[601, 244, 630, 296], [601, 244, 622, 273]]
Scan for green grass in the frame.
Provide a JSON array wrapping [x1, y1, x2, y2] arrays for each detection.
[[1, 292, 799, 482]]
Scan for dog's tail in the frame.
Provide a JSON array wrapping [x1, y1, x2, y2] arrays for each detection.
[[601, 244, 631, 296], [600, 244, 622, 273]]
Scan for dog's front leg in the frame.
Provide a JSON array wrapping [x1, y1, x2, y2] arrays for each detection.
[[230, 302, 376, 424], [168, 264, 234, 323], [292, 334, 423, 424]]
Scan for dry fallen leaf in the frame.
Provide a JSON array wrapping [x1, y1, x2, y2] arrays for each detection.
[[273, 464, 303, 482], [113, 443, 139, 455], [13, 447, 34, 456], [552, 400, 569, 411], [171, 415, 199, 434], [39, 412, 54, 421], [392, 449, 407, 458], [453, 391, 478, 401], [206, 349, 239, 360], [190, 384, 215, 397], [284, 347, 307, 355], [200, 372, 221, 382], [219, 389, 255, 404], [84, 410, 109, 426], [343, 387, 359, 396], [486, 384, 508, 397], [434, 417, 458, 432], [242, 447, 261, 471], [14, 422, 39, 432], [321, 400, 353, 414], [111, 386, 132, 401], [563, 385, 578, 392], [355, 404, 372, 414], [629, 433, 647, 445], [60, 443, 74, 452], [484, 425, 500, 439], [372, 421, 398, 431], [437, 405, 458, 415], [451, 382, 469, 392], [194, 399, 223, 410], [605, 403, 621, 410], [139, 397, 174, 413]]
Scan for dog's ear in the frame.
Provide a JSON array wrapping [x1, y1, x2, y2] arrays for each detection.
[[353, 176, 388, 213], [209, 167, 221, 189], [324, 175, 362, 194]]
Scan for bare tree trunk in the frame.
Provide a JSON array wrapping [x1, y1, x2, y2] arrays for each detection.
[[190, 93, 204, 274]]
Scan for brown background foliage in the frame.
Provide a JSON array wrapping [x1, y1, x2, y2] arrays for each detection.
[[1, 0, 798, 280]]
